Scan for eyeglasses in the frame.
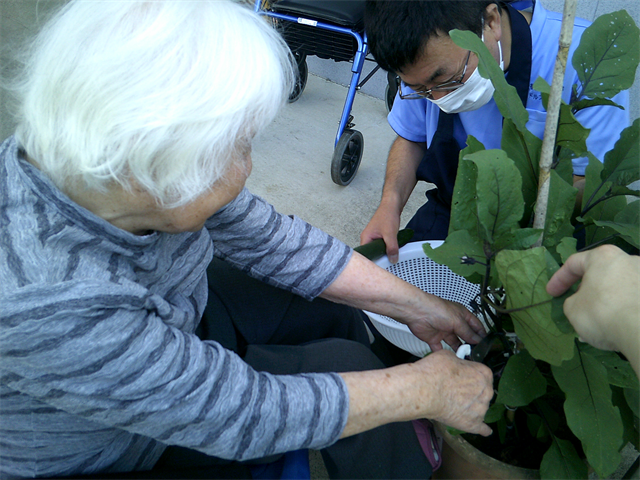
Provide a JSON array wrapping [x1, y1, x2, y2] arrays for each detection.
[[397, 50, 472, 100]]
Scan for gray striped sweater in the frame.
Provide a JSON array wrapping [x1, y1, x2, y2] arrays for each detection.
[[0, 136, 352, 479]]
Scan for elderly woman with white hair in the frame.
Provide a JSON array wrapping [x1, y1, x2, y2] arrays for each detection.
[[0, 1, 493, 478]]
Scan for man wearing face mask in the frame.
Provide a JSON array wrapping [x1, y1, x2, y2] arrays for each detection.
[[361, 0, 630, 262]]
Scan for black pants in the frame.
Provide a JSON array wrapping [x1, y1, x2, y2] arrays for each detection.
[[140, 259, 432, 479]]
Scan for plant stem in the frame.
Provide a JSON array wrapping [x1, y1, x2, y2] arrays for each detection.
[[579, 233, 621, 252], [532, 0, 578, 246]]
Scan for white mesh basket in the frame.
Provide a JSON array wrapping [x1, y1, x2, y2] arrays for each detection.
[[364, 240, 481, 357]]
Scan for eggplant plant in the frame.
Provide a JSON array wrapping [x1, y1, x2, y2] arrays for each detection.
[[422, 10, 640, 479]]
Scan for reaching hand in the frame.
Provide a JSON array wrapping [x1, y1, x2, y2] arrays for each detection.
[[406, 295, 486, 352], [417, 350, 494, 436], [546, 245, 639, 353], [360, 205, 401, 263]]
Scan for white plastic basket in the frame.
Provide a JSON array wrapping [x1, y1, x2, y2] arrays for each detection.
[[364, 240, 481, 357]]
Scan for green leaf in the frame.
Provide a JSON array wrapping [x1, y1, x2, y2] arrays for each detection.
[[465, 150, 524, 244], [580, 344, 640, 390], [493, 228, 543, 252], [542, 170, 578, 248], [484, 401, 505, 424], [535, 77, 590, 157], [572, 97, 624, 113], [582, 153, 607, 213], [450, 29, 529, 132], [540, 437, 589, 480], [496, 350, 547, 407], [526, 414, 549, 442], [602, 118, 640, 187], [495, 248, 576, 365], [550, 294, 577, 335], [422, 230, 486, 285], [611, 185, 640, 197], [556, 237, 577, 263], [552, 344, 624, 478], [581, 154, 629, 247], [593, 200, 640, 248], [501, 119, 540, 227], [450, 150, 481, 235], [536, 398, 562, 435], [612, 387, 640, 450], [572, 10, 640, 99], [625, 388, 639, 417]]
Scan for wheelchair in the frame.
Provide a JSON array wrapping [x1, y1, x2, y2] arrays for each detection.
[[254, 0, 397, 186]]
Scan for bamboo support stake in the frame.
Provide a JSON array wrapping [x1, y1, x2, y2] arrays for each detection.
[[532, 0, 578, 245]]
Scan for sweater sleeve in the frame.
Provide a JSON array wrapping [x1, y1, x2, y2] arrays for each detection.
[[0, 279, 349, 461], [205, 188, 352, 300]]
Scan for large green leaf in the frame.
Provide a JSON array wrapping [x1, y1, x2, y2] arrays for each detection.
[[422, 230, 486, 285], [449, 143, 482, 235], [450, 29, 529, 132], [495, 248, 576, 365], [555, 237, 577, 263], [582, 153, 607, 213], [612, 387, 640, 450], [535, 78, 590, 157], [540, 437, 589, 480], [542, 171, 578, 248], [572, 10, 640, 100], [580, 344, 639, 390], [465, 150, 524, 244], [496, 350, 547, 407], [572, 97, 624, 113], [602, 118, 640, 187], [625, 388, 639, 418], [501, 118, 540, 226], [593, 199, 640, 248], [552, 345, 624, 478], [580, 154, 629, 247], [493, 227, 543, 252]]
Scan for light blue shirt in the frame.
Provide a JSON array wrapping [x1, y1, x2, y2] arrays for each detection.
[[388, 0, 630, 176]]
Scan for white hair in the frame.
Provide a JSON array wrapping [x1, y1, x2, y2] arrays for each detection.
[[12, 0, 294, 207]]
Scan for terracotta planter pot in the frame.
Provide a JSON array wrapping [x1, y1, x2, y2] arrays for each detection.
[[432, 422, 540, 480]]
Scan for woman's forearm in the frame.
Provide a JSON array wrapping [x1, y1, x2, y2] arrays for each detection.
[[339, 350, 494, 438]]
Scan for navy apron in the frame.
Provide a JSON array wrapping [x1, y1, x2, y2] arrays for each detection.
[[406, 3, 533, 241]]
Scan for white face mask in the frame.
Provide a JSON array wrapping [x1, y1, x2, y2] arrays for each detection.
[[429, 35, 503, 114]]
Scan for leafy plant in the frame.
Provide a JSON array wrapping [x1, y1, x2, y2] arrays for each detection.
[[422, 10, 640, 479]]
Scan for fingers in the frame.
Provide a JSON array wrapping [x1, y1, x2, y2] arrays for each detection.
[[385, 235, 400, 264], [452, 318, 484, 345], [472, 422, 493, 437], [359, 228, 378, 246], [546, 251, 588, 296]]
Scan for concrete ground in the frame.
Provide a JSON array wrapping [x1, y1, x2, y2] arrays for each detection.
[[249, 73, 427, 250]]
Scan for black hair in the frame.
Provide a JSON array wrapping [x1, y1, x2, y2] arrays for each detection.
[[364, 0, 503, 73]]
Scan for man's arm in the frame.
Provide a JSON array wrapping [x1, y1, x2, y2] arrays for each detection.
[[360, 136, 426, 263]]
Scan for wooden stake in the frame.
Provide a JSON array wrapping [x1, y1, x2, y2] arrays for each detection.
[[532, 0, 578, 245]]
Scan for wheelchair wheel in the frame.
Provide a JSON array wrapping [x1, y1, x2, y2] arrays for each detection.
[[385, 72, 398, 112], [289, 53, 308, 103], [331, 129, 363, 186]]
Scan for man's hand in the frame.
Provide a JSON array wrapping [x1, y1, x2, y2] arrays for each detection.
[[360, 136, 425, 264], [546, 245, 639, 376], [360, 204, 402, 263]]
